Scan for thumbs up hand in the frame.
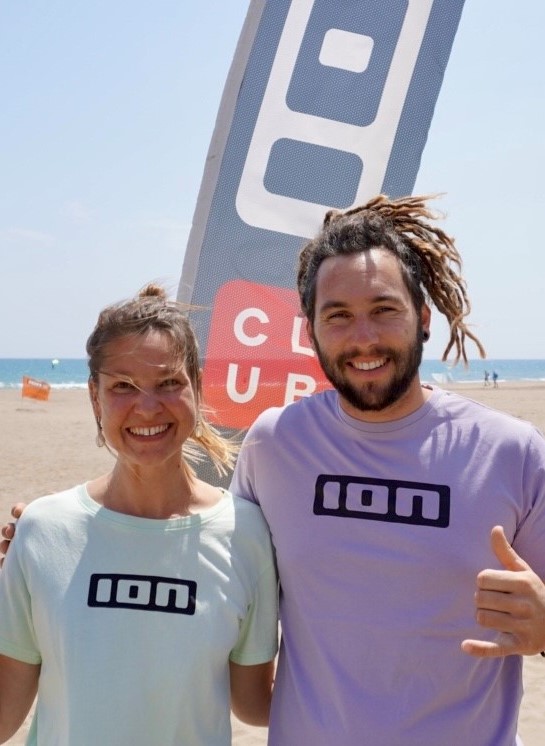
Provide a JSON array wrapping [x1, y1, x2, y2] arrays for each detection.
[[461, 526, 545, 658]]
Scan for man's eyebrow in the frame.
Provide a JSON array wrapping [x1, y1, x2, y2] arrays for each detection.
[[318, 299, 348, 312], [318, 293, 401, 312]]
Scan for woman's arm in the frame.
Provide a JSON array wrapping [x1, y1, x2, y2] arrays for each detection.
[[229, 659, 275, 727], [0, 655, 39, 743]]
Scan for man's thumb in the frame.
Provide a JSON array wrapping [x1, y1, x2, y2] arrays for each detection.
[[490, 525, 528, 571]]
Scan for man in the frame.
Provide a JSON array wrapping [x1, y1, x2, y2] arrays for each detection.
[[230, 195, 545, 744], [3, 195, 545, 744]]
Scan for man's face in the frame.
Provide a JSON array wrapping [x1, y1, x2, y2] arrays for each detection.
[[308, 248, 430, 422]]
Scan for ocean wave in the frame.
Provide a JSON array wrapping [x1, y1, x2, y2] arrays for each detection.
[[0, 382, 88, 390]]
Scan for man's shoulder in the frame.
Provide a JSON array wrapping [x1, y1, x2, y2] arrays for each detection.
[[251, 389, 336, 430], [436, 388, 540, 437]]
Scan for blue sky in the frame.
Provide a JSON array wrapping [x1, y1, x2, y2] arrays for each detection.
[[1, 1, 544, 360]]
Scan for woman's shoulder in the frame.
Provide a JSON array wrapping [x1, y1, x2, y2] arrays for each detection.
[[19, 484, 86, 526], [224, 491, 271, 536]]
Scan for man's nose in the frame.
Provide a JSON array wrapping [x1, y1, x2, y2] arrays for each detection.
[[350, 315, 379, 345]]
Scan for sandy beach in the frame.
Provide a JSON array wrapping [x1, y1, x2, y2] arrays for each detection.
[[1, 382, 544, 745]]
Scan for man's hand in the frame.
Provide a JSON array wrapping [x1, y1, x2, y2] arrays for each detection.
[[0, 503, 26, 568], [461, 525, 545, 657]]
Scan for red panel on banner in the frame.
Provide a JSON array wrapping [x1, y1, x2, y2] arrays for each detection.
[[203, 280, 330, 429]]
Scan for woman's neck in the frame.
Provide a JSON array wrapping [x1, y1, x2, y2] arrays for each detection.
[[87, 464, 223, 519]]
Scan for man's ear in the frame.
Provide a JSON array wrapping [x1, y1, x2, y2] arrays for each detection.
[[421, 304, 431, 337], [305, 318, 316, 351]]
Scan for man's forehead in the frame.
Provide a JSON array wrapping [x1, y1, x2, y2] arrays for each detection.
[[317, 251, 404, 287]]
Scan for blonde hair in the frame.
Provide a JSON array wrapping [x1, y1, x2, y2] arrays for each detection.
[[297, 194, 485, 364], [87, 283, 237, 476]]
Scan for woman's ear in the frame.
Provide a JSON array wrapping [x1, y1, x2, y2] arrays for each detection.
[[88, 380, 101, 421], [195, 368, 204, 402]]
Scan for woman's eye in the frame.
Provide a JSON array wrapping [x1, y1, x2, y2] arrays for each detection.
[[160, 379, 182, 390], [113, 380, 135, 392]]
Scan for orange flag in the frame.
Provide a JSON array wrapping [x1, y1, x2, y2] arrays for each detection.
[[22, 375, 51, 401]]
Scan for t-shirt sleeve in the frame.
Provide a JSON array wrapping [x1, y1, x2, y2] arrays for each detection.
[[229, 424, 260, 505], [229, 544, 278, 665], [0, 538, 41, 664], [512, 427, 545, 579]]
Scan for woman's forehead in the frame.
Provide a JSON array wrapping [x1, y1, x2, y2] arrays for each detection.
[[101, 331, 186, 372]]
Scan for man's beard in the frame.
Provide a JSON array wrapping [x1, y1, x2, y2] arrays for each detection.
[[313, 324, 425, 413]]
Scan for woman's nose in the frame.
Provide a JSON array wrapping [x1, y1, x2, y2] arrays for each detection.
[[133, 389, 162, 415]]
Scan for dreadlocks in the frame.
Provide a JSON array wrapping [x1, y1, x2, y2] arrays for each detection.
[[297, 194, 485, 365]]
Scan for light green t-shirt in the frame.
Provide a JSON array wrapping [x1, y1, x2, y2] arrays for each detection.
[[0, 485, 278, 745]]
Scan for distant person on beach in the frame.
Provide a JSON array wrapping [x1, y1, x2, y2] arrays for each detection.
[[493, 369, 499, 387], [484, 369, 490, 386], [3, 197, 545, 745], [0, 285, 277, 744]]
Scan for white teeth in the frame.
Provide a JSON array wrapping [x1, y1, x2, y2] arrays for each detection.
[[129, 425, 169, 436], [352, 358, 386, 371]]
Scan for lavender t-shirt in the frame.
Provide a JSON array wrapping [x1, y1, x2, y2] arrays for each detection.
[[231, 387, 545, 746]]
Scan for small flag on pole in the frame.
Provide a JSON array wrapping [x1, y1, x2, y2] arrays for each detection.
[[22, 375, 51, 402]]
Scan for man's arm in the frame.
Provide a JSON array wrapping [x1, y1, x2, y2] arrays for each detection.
[[0, 655, 39, 743], [0, 504, 26, 567], [229, 660, 275, 726], [462, 526, 545, 657]]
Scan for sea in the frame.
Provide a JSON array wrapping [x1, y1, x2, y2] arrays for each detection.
[[0, 358, 544, 389]]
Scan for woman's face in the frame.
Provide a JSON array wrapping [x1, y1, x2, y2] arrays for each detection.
[[89, 330, 198, 470]]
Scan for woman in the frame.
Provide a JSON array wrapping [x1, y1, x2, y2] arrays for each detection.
[[0, 285, 278, 745]]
